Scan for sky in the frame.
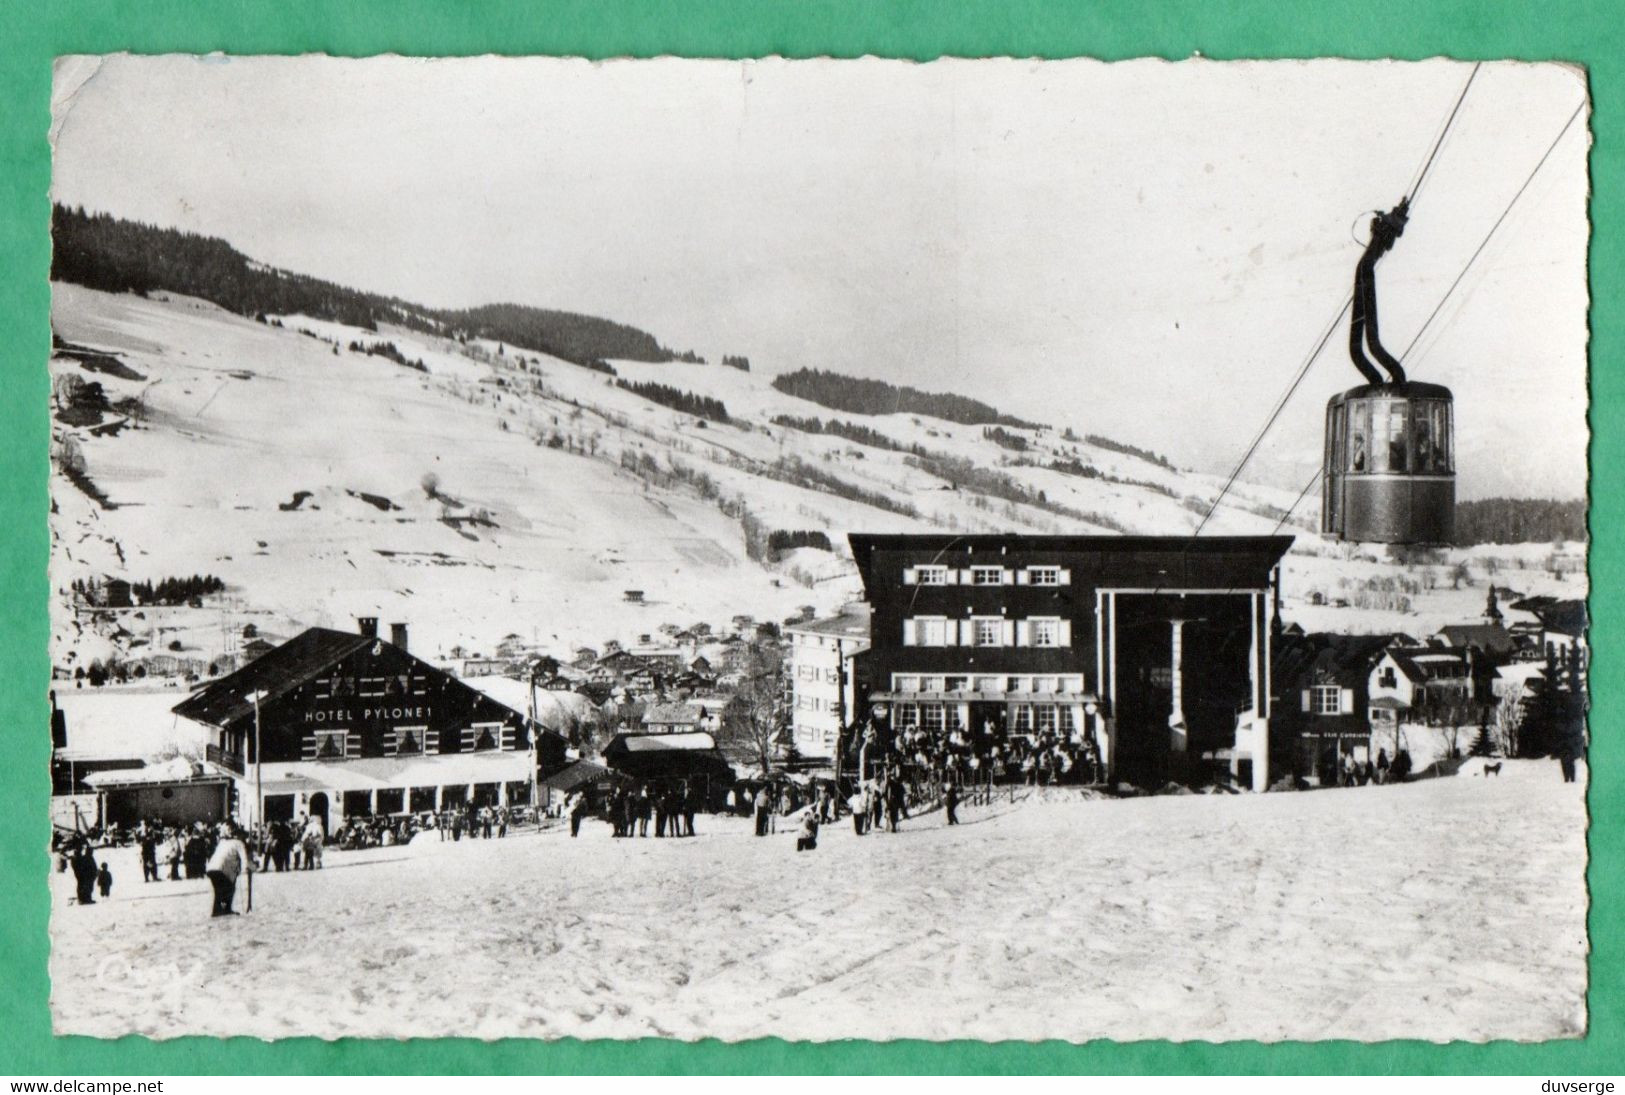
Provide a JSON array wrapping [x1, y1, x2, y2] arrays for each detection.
[[50, 55, 1590, 500]]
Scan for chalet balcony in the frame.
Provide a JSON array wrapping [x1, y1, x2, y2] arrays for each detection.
[[207, 744, 245, 775]]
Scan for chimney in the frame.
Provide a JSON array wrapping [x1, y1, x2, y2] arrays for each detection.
[[357, 616, 379, 639], [390, 622, 409, 652]]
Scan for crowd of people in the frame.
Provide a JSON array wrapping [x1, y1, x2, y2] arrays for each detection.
[[858, 720, 1105, 799], [565, 780, 702, 838], [1330, 745, 1414, 788], [55, 818, 256, 916]]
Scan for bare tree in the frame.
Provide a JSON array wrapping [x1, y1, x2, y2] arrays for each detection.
[[1493, 683, 1527, 758], [721, 638, 788, 775]]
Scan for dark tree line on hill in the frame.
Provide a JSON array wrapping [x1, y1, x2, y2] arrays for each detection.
[[347, 340, 428, 372], [770, 368, 1041, 429], [51, 206, 699, 369], [1453, 498, 1587, 545], [442, 302, 677, 364], [721, 354, 751, 372], [53, 206, 402, 330], [73, 574, 225, 606], [616, 380, 729, 422], [771, 414, 919, 453], [766, 529, 833, 556], [1080, 431, 1175, 470], [982, 426, 1029, 452]]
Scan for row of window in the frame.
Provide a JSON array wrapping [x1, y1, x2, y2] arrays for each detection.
[[1337, 399, 1454, 476], [314, 674, 430, 700], [793, 663, 843, 684], [893, 702, 1082, 734], [794, 694, 843, 714], [902, 616, 1071, 648], [303, 722, 512, 760], [904, 565, 1070, 587], [892, 674, 1086, 695]]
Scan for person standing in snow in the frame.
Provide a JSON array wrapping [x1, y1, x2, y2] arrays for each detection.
[[636, 785, 652, 838], [205, 822, 251, 917], [682, 780, 698, 837], [944, 778, 960, 826], [139, 827, 159, 883], [753, 785, 770, 837], [69, 839, 98, 906], [795, 809, 819, 852], [568, 791, 589, 837], [96, 861, 113, 899]]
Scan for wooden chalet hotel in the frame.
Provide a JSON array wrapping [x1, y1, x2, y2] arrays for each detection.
[[175, 618, 567, 833], [850, 534, 1292, 791]]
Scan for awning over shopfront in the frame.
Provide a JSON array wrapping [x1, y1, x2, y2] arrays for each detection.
[[250, 750, 532, 794], [866, 691, 1100, 704]]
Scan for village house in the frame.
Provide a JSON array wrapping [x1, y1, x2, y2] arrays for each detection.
[[628, 646, 687, 673], [172, 618, 567, 833], [1269, 633, 1391, 784], [1367, 644, 1479, 734], [641, 699, 722, 735], [784, 603, 871, 764], [849, 533, 1291, 790]]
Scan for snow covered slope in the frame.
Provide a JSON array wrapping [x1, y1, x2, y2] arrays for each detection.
[[48, 284, 1586, 669]]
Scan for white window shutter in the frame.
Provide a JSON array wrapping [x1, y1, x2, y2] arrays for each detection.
[[1058, 569, 1072, 585], [959, 569, 974, 585], [1016, 569, 1030, 585], [1016, 620, 1031, 646], [902, 619, 917, 646], [1001, 568, 1015, 584], [1002, 619, 1016, 646], [959, 620, 974, 646], [903, 567, 917, 585], [1340, 688, 1355, 714], [944, 569, 959, 585], [1058, 620, 1072, 647], [1301, 689, 1311, 713]]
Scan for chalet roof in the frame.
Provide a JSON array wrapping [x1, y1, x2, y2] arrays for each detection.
[[1385, 647, 1470, 684], [607, 731, 718, 755], [787, 608, 872, 642], [172, 627, 373, 728], [1436, 623, 1516, 655], [1272, 632, 1389, 687], [83, 756, 235, 789], [1529, 599, 1589, 638], [643, 702, 706, 726], [541, 759, 610, 793]]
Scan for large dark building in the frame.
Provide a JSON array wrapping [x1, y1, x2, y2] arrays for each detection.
[[174, 618, 567, 832], [849, 534, 1293, 790]]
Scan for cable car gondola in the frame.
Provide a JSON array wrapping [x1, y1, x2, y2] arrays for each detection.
[[1321, 198, 1455, 544]]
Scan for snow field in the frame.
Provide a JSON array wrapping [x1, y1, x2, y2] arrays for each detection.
[[50, 760, 1587, 1042]]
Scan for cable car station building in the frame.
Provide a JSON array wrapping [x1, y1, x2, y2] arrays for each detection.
[[849, 534, 1293, 791], [173, 618, 567, 832]]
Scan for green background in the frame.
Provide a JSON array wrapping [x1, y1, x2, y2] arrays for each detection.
[[1, 0, 1616, 1075]]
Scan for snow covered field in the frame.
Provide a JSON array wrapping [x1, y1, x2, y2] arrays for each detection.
[[50, 760, 1587, 1043]]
